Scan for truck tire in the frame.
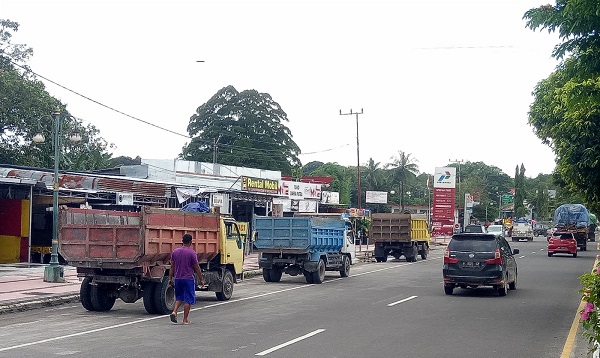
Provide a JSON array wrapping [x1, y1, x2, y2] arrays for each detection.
[[339, 255, 350, 277], [420, 244, 429, 260], [269, 268, 283, 282], [154, 276, 175, 315], [80, 277, 95, 311], [216, 270, 234, 301], [303, 270, 314, 284], [312, 259, 326, 284], [262, 268, 273, 282], [91, 283, 116, 312], [142, 282, 158, 314], [444, 285, 454, 295]]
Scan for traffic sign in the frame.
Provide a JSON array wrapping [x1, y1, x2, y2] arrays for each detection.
[[502, 194, 514, 204]]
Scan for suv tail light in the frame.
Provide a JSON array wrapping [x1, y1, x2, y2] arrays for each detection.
[[484, 249, 502, 265], [443, 248, 458, 264]]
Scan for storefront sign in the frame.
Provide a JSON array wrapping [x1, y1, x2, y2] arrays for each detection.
[[241, 176, 279, 194]]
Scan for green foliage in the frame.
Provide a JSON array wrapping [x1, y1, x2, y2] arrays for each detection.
[[308, 163, 353, 205], [181, 85, 301, 174], [524, 2, 600, 213], [514, 164, 527, 218], [386, 150, 419, 210]]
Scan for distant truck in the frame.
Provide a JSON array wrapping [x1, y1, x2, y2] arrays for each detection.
[[59, 207, 244, 314], [554, 204, 590, 251], [253, 216, 354, 284], [511, 220, 534, 242], [370, 213, 430, 262]]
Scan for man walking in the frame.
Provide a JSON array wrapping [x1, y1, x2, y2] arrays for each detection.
[[169, 233, 204, 325]]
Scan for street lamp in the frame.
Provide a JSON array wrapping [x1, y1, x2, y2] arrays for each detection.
[[32, 109, 80, 283]]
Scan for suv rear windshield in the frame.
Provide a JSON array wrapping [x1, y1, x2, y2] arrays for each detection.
[[463, 225, 485, 233], [449, 235, 497, 251]]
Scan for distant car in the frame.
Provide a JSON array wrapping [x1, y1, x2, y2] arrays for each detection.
[[443, 233, 519, 296], [486, 225, 504, 237], [547, 232, 578, 257], [463, 225, 486, 234]]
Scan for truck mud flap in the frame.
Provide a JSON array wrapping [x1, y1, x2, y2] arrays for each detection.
[[303, 261, 318, 272]]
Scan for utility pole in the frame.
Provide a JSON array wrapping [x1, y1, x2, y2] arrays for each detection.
[[213, 138, 219, 163], [449, 159, 464, 228], [340, 109, 364, 209]]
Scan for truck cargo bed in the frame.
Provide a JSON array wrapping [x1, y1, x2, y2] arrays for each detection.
[[59, 207, 220, 269], [253, 217, 345, 253]]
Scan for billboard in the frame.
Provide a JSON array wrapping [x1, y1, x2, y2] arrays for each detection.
[[365, 191, 388, 204], [433, 167, 457, 188]]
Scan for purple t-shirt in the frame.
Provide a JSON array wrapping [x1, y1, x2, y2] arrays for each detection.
[[171, 246, 198, 280]]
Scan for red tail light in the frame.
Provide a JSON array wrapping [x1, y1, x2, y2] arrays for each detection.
[[444, 248, 458, 264], [484, 249, 502, 265]]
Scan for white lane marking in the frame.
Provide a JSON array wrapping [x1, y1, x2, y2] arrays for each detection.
[[0, 255, 443, 353], [531, 252, 536, 254], [387, 295, 418, 307], [540, 249, 544, 251], [255, 329, 325, 356], [519, 256, 526, 259]]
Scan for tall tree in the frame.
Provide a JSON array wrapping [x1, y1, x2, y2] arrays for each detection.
[[386, 150, 419, 210], [181, 86, 301, 174], [309, 163, 353, 205], [0, 20, 113, 170], [524, 1, 600, 212], [514, 164, 527, 218]]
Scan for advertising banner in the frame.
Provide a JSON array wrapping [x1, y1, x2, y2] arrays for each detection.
[[365, 191, 388, 204], [278, 181, 321, 200], [242, 176, 279, 194], [321, 191, 340, 204]]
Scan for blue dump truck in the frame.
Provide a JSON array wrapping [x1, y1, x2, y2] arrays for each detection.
[[253, 216, 353, 284]]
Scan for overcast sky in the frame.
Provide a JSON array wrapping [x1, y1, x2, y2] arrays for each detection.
[[2, 0, 561, 178]]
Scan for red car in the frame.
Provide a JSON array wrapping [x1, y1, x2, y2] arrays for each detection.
[[547, 232, 578, 257]]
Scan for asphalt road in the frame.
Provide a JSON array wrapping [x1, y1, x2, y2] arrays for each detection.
[[0, 238, 595, 358]]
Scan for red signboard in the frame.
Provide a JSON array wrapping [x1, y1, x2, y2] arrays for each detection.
[[431, 187, 456, 237]]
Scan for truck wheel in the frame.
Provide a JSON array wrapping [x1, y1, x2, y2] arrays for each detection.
[[375, 257, 383, 263], [339, 256, 350, 278], [91, 283, 116, 312], [269, 268, 283, 282], [80, 277, 95, 311], [420, 244, 429, 260], [312, 259, 326, 284], [262, 268, 273, 282], [380, 255, 388, 263], [154, 276, 175, 315], [303, 270, 314, 284], [142, 282, 158, 314], [216, 270, 234, 301]]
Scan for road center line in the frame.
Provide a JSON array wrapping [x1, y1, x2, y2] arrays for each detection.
[[387, 295, 418, 307], [255, 329, 325, 356]]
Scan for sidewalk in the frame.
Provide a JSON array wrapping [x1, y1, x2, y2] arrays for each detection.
[[0, 253, 263, 315]]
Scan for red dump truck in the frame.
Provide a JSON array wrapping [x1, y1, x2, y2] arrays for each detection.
[[58, 207, 244, 314]]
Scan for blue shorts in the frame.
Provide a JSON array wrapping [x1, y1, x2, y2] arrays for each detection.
[[174, 279, 196, 305]]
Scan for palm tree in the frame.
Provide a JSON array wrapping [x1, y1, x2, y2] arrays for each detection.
[[387, 150, 419, 211], [364, 158, 383, 192]]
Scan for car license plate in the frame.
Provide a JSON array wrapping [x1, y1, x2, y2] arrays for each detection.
[[462, 261, 480, 268]]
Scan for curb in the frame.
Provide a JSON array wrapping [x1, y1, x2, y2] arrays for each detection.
[[0, 294, 80, 315]]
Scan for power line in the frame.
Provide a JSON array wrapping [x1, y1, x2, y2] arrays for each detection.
[[8, 59, 190, 138]]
